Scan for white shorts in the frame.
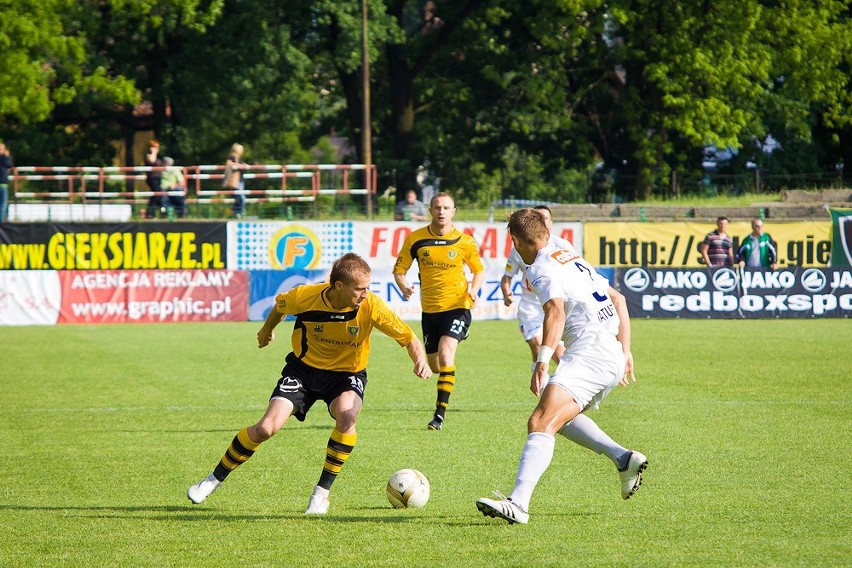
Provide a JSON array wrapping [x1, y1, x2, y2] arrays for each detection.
[[517, 298, 544, 341], [546, 335, 625, 411]]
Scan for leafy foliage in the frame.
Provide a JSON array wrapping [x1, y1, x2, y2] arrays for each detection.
[[0, 0, 848, 203]]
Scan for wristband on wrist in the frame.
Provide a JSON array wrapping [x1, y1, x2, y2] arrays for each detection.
[[536, 345, 554, 364]]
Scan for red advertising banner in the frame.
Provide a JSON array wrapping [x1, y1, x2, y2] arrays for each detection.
[[58, 270, 248, 324]]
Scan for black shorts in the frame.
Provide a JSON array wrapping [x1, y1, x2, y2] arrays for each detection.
[[421, 308, 471, 354], [270, 353, 368, 422]]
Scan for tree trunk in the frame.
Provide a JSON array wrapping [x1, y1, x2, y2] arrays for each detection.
[[338, 69, 364, 162], [840, 126, 852, 184], [385, 42, 417, 197]]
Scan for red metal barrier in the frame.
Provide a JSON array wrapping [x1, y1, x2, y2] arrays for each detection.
[[9, 163, 376, 213]]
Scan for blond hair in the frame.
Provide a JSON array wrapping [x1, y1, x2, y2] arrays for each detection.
[[429, 191, 454, 208], [329, 253, 371, 285], [507, 208, 548, 245]]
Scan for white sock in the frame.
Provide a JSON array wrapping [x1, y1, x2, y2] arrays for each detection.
[[559, 413, 629, 468], [311, 485, 330, 498], [509, 432, 555, 511]]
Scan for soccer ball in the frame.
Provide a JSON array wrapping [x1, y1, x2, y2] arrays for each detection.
[[386, 468, 430, 509]]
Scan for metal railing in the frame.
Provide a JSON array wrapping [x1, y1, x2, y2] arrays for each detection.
[[8, 163, 377, 219]]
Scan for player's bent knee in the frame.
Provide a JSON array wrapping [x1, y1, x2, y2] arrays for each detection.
[[334, 408, 358, 426], [527, 408, 564, 435], [249, 422, 278, 442]]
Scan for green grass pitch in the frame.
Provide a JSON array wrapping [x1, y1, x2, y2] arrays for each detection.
[[1, 319, 849, 566]]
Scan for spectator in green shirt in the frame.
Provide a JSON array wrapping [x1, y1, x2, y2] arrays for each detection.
[[737, 218, 778, 270]]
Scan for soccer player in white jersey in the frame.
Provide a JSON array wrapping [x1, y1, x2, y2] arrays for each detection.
[[477, 208, 648, 524], [501, 205, 574, 367]]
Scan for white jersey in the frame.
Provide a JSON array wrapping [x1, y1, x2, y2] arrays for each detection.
[[504, 235, 578, 306], [526, 242, 620, 350]]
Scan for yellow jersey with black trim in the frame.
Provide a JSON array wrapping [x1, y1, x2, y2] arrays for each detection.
[[393, 225, 485, 313], [275, 282, 416, 373]]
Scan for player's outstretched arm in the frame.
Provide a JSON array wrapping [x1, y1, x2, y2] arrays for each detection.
[[406, 339, 432, 379], [257, 306, 284, 349]]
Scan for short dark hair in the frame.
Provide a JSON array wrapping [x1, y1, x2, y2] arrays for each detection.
[[329, 253, 371, 285], [717, 216, 728, 223]]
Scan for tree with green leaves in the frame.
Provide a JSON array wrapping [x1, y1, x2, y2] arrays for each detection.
[[1, 0, 848, 207], [0, 0, 138, 162]]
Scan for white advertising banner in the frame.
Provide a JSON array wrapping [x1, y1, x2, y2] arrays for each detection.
[[0, 270, 62, 325], [230, 220, 584, 321]]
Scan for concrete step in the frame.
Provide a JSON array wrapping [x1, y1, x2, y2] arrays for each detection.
[[548, 203, 834, 222], [782, 189, 852, 204]]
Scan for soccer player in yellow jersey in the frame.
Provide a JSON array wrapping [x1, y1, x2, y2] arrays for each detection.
[[393, 192, 485, 430], [188, 253, 431, 514]]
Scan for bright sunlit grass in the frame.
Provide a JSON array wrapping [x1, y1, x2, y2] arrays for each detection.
[[1, 319, 848, 566]]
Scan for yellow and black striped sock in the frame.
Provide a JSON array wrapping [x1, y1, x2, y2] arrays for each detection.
[[317, 428, 357, 490], [435, 365, 456, 419], [212, 427, 261, 482]]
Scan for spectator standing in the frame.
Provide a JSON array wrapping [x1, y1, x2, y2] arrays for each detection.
[[394, 189, 429, 221], [737, 218, 778, 270], [421, 0, 444, 34], [223, 143, 248, 219], [144, 140, 166, 219], [393, 192, 486, 430], [699, 216, 734, 267], [161, 157, 188, 218], [0, 143, 13, 223], [416, 163, 437, 204]]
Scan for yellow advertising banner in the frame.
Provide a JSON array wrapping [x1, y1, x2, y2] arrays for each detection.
[[584, 221, 832, 267]]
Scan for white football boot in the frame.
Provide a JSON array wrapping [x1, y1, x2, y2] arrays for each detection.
[[187, 474, 222, 504], [476, 492, 529, 524], [304, 486, 331, 515], [618, 451, 648, 500]]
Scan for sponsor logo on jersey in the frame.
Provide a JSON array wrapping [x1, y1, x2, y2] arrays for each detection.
[[551, 249, 579, 264], [277, 377, 301, 393]]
